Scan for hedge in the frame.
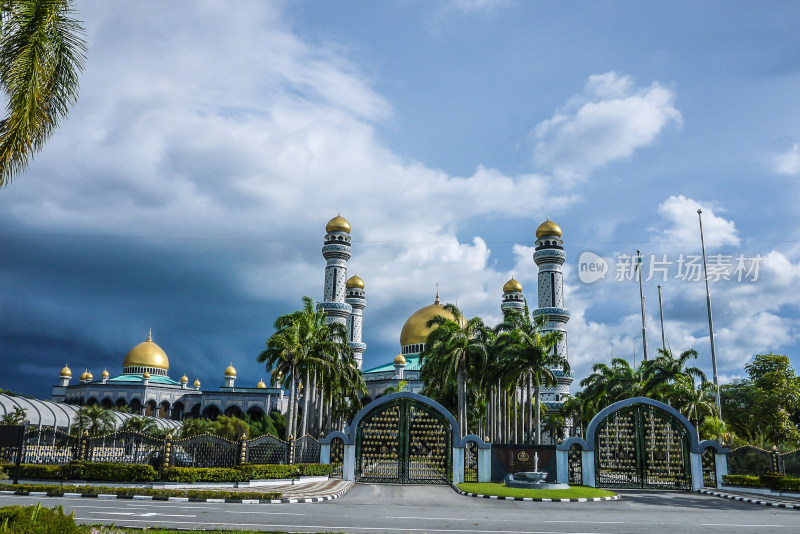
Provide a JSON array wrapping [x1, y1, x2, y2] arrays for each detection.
[[777, 477, 800, 491], [722, 474, 761, 487], [0, 483, 280, 501]]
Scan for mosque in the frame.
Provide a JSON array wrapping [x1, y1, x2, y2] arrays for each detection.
[[38, 214, 572, 431]]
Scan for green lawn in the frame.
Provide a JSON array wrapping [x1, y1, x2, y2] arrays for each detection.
[[457, 482, 617, 500]]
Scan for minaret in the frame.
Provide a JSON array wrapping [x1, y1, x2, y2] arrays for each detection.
[[224, 364, 237, 388], [501, 277, 525, 315], [532, 218, 573, 417], [345, 275, 366, 370], [319, 215, 353, 327], [51, 364, 72, 402]]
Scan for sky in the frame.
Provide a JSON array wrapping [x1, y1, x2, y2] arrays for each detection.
[[2, 0, 800, 399]]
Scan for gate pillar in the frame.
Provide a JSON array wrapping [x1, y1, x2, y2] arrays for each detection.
[[478, 447, 492, 482], [715, 452, 728, 486], [556, 449, 567, 483], [582, 450, 595, 487], [343, 444, 356, 481], [320, 443, 330, 464], [690, 453, 703, 490], [455, 434, 491, 484], [320, 431, 353, 481], [453, 447, 464, 484]]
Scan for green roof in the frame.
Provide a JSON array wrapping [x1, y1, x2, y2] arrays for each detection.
[[363, 355, 422, 374], [105, 373, 181, 386]]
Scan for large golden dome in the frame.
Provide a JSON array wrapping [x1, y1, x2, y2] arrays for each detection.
[[536, 218, 562, 238], [123, 331, 169, 371], [346, 275, 364, 289], [399, 293, 461, 347], [503, 277, 523, 293], [326, 214, 351, 234]]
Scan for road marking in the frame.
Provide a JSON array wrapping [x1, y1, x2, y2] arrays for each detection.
[[702, 524, 789, 528], [387, 516, 466, 521], [89, 511, 196, 518], [225, 510, 306, 515]]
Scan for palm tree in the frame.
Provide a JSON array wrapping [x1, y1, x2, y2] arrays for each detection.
[[178, 417, 214, 439], [382, 380, 408, 395], [421, 304, 491, 437], [496, 308, 566, 444], [258, 296, 354, 440], [642, 348, 707, 403], [1, 406, 27, 425], [0, 0, 87, 186], [121, 416, 157, 435], [73, 404, 115, 436]]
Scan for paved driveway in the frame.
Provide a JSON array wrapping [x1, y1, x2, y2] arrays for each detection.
[[0, 484, 796, 533]]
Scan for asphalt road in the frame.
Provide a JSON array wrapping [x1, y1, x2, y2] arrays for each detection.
[[0, 485, 796, 533]]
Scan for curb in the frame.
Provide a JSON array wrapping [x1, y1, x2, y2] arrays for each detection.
[[0, 482, 353, 505], [451, 485, 620, 502], [697, 488, 798, 509]]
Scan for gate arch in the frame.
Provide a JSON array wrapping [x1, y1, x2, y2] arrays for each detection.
[[349, 392, 457, 484], [586, 397, 698, 490]]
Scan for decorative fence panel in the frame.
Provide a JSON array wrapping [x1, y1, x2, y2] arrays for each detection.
[[170, 435, 238, 468], [246, 434, 289, 464], [568, 443, 582, 486], [781, 450, 800, 478], [21, 427, 78, 465], [701, 447, 717, 488], [293, 436, 321, 464], [87, 431, 165, 466], [463, 440, 479, 483], [726, 446, 773, 476], [329, 437, 344, 479]]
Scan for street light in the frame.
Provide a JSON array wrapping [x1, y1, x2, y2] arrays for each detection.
[[697, 209, 722, 418]]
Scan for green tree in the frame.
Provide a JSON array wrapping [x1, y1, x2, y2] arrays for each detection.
[[0, 406, 27, 425], [421, 303, 491, 437], [0, 0, 87, 186], [258, 296, 355, 440], [213, 415, 249, 441], [177, 418, 214, 439], [121, 416, 157, 435], [72, 404, 115, 436], [746, 354, 800, 446], [495, 309, 566, 444], [382, 380, 408, 395]]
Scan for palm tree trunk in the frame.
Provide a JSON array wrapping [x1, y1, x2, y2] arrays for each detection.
[[286, 374, 296, 440], [526, 373, 533, 444], [534, 383, 541, 445], [317, 377, 325, 437], [300, 373, 311, 437], [457, 363, 466, 437]]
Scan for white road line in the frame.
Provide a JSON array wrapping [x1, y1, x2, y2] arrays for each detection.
[[88, 511, 196, 518], [224, 510, 307, 515], [702, 524, 789, 528], [386, 516, 466, 521]]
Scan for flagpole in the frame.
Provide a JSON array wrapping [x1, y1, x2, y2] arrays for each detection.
[[698, 209, 722, 418], [658, 284, 667, 353], [637, 250, 649, 361]]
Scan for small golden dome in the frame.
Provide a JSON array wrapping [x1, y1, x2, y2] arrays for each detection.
[[123, 331, 169, 371], [180, 375, 189, 383], [60, 365, 72, 378], [80, 370, 89, 380], [346, 275, 365, 289], [536, 218, 562, 238], [399, 291, 463, 347], [101, 369, 110, 378], [326, 214, 351, 234], [193, 378, 201, 387], [224, 364, 237, 377], [142, 371, 150, 379], [503, 278, 523, 293], [256, 379, 267, 389], [394, 354, 406, 365]]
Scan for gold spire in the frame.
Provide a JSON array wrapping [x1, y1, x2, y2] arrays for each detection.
[[147, 328, 152, 342], [435, 283, 440, 305]]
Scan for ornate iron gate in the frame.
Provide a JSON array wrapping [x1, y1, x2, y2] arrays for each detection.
[[330, 437, 344, 479], [463, 440, 478, 482], [568, 443, 582, 485], [702, 447, 717, 488], [356, 398, 452, 484], [595, 404, 691, 489]]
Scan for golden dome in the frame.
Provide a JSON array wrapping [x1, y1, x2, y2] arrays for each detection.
[[142, 371, 150, 379], [60, 365, 72, 378], [346, 275, 365, 289], [503, 277, 523, 293], [394, 354, 406, 365], [536, 218, 562, 238], [193, 378, 201, 387], [326, 214, 351, 234], [101, 369, 110, 378], [399, 292, 462, 347], [180, 374, 189, 383], [123, 331, 169, 371], [80, 370, 89, 380], [224, 364, 237, 377], [256, 379, 267, 389]]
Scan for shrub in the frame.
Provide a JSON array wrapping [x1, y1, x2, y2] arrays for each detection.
[[0, 483, 280, 501], [777, 477, 800, 491], [18, 464, 62, 480], [722, 474, 761, 487], [0, 503, 81, 534], [297, 463, 333, 476], [760, 472, 784, 490], [161, 463, 330, 482]]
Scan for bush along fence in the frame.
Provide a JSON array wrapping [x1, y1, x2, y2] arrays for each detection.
[[0, 426, 321, 470], [726, 445, 800, 478]]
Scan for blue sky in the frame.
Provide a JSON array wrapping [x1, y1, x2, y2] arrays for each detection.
[[2, 1, 800, 399]]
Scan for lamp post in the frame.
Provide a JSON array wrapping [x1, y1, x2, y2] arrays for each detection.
[[637, 250, 649, 361], [697, 209, 722, 417], [658, 284, 666, 353]]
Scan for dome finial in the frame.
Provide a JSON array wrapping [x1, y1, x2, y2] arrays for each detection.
[[147, 328, 152, 342], [435, 283, 440, 304]]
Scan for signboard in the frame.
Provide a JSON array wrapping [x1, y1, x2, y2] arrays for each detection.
[[490, 444, 557, 482], [0, 425, 25, 484]]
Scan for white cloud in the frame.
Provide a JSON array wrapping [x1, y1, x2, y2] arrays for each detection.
[[651, 195, 739, 249], [447, 0, 515, 14], [531, 72, 682, 181], [773, 143, 800, 175]]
